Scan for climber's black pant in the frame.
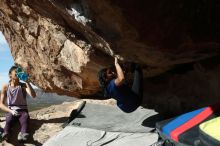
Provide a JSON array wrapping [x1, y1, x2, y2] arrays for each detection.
[[131, 65, 143, 105]]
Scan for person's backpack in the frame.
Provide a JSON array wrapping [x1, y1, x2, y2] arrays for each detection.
[[154, 102, 220, 146]]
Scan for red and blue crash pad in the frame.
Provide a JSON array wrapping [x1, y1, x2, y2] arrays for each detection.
[[156, 102, 220, 146]]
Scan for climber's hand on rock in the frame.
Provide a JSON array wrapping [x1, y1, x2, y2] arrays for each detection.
[[115, 57, 119, 66]]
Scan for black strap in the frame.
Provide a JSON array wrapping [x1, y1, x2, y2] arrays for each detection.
[[8, 104, 27, 106]]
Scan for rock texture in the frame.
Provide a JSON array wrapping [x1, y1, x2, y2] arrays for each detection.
[[0, 0, 220, 104], [142, 57, 220, 116]]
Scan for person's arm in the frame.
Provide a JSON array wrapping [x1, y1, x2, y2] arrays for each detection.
[[0, 84, 18, 115], [114, 57, 125, 86], [24, 81, 36, 98]]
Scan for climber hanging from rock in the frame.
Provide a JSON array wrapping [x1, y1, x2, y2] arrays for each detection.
[[0, 66, 36, 143], [98, 57, 143, 113]]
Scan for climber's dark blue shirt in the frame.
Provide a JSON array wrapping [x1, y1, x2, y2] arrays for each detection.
[[106, 79, 140, 113]]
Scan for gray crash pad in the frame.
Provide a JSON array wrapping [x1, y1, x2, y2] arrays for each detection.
[[44, 103, 160, 146], [44, 126, 158, 146], [68, 103, 159, 133]]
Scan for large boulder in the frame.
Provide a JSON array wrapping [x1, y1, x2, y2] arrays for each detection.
[[0, 0, 220, 114]]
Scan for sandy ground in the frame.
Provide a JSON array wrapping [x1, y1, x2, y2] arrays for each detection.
[[0, 99, 117, 146]]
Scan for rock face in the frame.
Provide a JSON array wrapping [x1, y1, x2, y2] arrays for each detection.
[[0, 0, 220, 106]]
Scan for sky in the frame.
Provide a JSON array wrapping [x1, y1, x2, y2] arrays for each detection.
[[0, 31, 14, 88], [0, 32, 38, 89]]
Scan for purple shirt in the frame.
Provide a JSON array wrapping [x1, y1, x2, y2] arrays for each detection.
[[7, 83, 27, 110]]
